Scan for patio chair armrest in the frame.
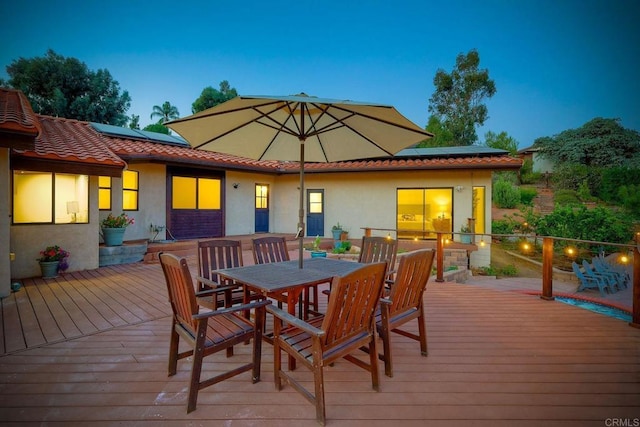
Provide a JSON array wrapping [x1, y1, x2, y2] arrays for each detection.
[[193, 299, 271, 320], [196, 276, 240, 290], [195, 283, 238, 298], [266, 305, 325, 337], [380, 297, 392, 306]]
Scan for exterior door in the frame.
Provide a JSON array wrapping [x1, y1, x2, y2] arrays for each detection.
[[306, 189, 324, 237], [255, 184, 269, 232]]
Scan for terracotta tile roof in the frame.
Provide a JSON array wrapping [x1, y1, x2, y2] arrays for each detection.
[[0, 88, 41, 138], [13, 115, 125, 167], [105, 136, 280, 173], [277, 154, 522, 173]]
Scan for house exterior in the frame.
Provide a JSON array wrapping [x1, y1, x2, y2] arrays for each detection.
[[518, 144, 554, 174], [1, 88, 522, 291]]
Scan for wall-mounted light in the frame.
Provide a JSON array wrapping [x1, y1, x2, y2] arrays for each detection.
[[455, 185, 464, 192], [232, 183, 239, 189]]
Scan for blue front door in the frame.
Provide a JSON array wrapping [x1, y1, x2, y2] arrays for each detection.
[[255, 184, 269, 232], [306, 189, 324, 237]]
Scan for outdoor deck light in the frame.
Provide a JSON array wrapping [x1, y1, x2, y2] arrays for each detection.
[[564, 246, 577, 258]]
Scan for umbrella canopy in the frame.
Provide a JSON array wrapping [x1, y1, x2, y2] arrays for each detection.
[[166, 93, 432, 266]]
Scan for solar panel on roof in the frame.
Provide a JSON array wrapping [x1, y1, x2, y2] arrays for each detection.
[[90, 123, 189, 146], [395, 145, 508, 158]]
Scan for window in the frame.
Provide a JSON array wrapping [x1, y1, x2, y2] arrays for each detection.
[[98, 176, 112, 210], [397, 188, 453, 239], [172, 176, 221, 209], [122, 170, 138, 210], [13, 171, 89, 224], [255, 184, 268, 209], [472, 186, 486, 234]]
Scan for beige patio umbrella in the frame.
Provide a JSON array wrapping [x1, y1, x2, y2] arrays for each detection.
[[166, 93, 432, 266]]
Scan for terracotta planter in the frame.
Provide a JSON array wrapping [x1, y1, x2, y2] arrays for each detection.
[[39, 261, 59, 279], [102, 227, 126, 246]]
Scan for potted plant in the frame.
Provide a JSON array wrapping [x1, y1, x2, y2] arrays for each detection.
[[37, 245, 70, 278], [459, 224, 472, 244], [101, 212, 135, 246], [311, 235, 327, 258], [331, 222, 343, 247]]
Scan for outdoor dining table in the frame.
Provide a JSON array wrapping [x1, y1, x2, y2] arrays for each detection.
[[215, 257, 364, 369]]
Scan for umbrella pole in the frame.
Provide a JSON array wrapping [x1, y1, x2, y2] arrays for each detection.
[[298, 139, 305, 269]]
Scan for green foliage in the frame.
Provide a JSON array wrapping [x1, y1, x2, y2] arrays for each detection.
[[142, 123, 170, 134], [418, 115, 454, 147], [576, 179, 593, 202], [551, 163, 600, 191], [491, 219, 516, 237], [532, 205, 632, 244], [519, 187, 537, 206], [534, 117, 640, 168], [150, 101, 179, 123], [428, 49, 496, 146], [553, 189, 580, 206], [498, 265, 518, 276], [5, 49, 130, 125], [493, 178, 520, 208], [192, 80, 238, 113], [598, 166, 640, 204], [483, 130, 518, 155], [519, 158, 542, 184], [618, 185, 640, 218], [128, 114, 140, 130]]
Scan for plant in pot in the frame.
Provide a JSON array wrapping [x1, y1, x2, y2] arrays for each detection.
[[311, 235, 327, 258], [459, 224, 472, 244], [101, 212, 135, 246], [331, 222, 343, 247], [37, 245, 70, 278]]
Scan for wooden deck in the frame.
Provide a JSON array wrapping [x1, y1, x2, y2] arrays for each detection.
[[1, 254, 639, 425]]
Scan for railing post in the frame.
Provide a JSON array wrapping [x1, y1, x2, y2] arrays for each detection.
[[436, 232, 444, 282], [631, 244, 640, 328], [541, 237, 554, 300], [364, 228, 372, 237]]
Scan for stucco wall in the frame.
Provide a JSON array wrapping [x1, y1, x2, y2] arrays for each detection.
[[224, 171, 276, 236], [11, 176, 100, 279]]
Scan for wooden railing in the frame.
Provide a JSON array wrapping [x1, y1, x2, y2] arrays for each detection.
[[362, 227, 640, 328]]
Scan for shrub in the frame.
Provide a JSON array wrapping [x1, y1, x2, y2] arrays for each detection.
[[493, 178, 520, 208], [554, 189, 580, 206], [499, 265, 518, 276], [519, 187, 538, 206]]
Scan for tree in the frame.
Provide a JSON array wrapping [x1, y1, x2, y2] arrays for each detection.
[[4, 49, 130, 126], [483, 130, 518, 155], [128, 114, 140, 130], [534, 117, 640, 168], [428, 49, 496, 146], [192, 80, 238, 113], [143, 123, 170, 134], [150, 101, 179, 123], [417, 115, 454, 147]]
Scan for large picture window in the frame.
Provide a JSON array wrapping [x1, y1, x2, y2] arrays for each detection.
[[397, 188, 453, 239], [172, 176, 221, 209], [13, 171, 89, 224]]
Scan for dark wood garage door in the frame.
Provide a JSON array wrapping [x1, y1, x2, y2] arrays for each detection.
[[167, 167, 224, 240]]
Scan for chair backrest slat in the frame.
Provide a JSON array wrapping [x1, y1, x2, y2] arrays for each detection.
[[387, 250, 435, 314], [358, 236, 398, 269], [322, 262, 387, 347], [198, 239, 243, 284], [160, 252, 198, 332], [252, 236, 290, 264]]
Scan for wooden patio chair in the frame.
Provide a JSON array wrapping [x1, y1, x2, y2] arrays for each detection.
[[197, 239, 259, 310], [252, 236, 319, 318], [375, 249, 435, 377], [267, 262, 387, 425], [159, 252, 269, 413], [323, 235, 398, 298]]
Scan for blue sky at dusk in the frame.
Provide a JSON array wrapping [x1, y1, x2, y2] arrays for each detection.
[[2, 0, 638, 148]]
